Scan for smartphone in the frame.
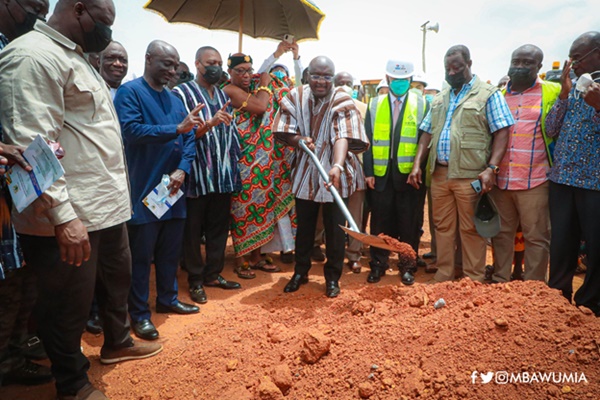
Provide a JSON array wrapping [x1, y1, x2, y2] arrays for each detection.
[[470, 179, 482, 194], [283, 34, 294, 44]]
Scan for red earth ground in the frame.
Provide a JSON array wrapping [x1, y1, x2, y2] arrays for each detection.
[[2, 208, 596, 400]]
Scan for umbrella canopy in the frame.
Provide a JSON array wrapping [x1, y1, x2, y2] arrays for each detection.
[[144, 0, 325, 51]]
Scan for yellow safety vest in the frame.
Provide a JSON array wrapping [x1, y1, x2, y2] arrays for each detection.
[[372, 91, 422, 176]]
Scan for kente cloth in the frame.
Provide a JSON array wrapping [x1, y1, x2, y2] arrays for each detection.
[[225, 75, 296, 256]]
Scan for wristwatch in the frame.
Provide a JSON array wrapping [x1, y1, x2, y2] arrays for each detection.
[[487, 164, 500, 174]]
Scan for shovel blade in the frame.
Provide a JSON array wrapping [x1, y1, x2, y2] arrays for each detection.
[[339, 225, 399, 252]]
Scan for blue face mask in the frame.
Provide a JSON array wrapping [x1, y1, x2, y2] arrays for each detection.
[[389, 79, 410, 96], [425, 94, 434, 103], [273, 70, 287, 80]]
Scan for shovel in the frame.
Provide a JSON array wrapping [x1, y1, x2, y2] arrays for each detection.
[[298, 139, 398, 252]]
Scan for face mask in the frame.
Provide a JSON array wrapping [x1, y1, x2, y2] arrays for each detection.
[[202, 64, 223, 85], [425, 94, 434, 103], [273, 70, 287, 80], [507, 67, 532, 84], [352, 89, 358, 99], [8, 0, 38, 37], [79, 10, 112, 53], [341, 85, 353, 96], [389, 79, 410, 96], [445, 72, 466, 90]]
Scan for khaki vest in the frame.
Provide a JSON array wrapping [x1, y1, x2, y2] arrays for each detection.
[[428, 76, 498, 179]]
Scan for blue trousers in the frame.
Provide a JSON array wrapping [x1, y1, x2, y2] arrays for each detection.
[[128, 219, 185, 322]]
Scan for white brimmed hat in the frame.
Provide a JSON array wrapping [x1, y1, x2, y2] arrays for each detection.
[[385, 60, 414, 79], [375, 79, 388, 92]]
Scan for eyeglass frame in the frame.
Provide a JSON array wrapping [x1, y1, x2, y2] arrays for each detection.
[[232, 67, 254, 76], [571, 47, 599, 67], [309, 74, 334, 82]]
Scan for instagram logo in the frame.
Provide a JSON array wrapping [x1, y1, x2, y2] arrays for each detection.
[[495, 371, 509, 384]]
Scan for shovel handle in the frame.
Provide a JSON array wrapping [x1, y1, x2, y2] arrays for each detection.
[[298, 139, 360, 232]]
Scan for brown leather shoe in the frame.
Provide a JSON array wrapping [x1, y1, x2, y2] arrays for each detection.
[[100, 341, 162, 365], [57, 383, 108, 400]]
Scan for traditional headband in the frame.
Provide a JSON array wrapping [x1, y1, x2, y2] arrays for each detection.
[[227, 54, 253, 69]]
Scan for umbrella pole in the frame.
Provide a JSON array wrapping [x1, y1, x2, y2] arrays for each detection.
[[238, 0, 244, 52]]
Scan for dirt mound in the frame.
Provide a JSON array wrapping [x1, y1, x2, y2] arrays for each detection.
[[3, 210, 596, 399], [71, 278, 597, 400]]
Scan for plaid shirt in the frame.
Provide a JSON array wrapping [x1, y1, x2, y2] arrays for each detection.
[[420, 75, 514, 164], [0, 32, 25, 280], [497, 80, 549, 190]]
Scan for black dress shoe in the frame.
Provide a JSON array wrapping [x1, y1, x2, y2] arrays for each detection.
[[204, 275, 241, 290], [156, 301, 199, 315], [422, 252, 436, 259], [2, 360, 53, 386], [401, 270, 415, 286], [280, 251, 294, 264], [416, 257, 427, 268], [310, 246, 326, 262], [367, 269, 386, 283], [190, 285, 207, 304], [85, 313, 103, 335], [284, 274, 308, 293], [325, 281, 340, 298], [132, 319, 159, 341]]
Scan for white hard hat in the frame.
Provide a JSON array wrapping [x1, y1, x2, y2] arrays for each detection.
[[412, 72, 428, 86], [385, 60, 414, 79], [375, 79, 388, 92]]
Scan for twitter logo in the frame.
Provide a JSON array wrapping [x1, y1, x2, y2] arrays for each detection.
[[480, 371, 494, 384]]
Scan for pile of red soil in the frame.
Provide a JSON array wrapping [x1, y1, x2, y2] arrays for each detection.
[[74, 278, 598, 400]]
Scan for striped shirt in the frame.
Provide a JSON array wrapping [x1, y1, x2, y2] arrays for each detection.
[[273, 86, 369, 202], [497, 79, 549, 190], [172, 81, 242, 197], [0, 32, 24, 279], [420, 75, 514, 164]]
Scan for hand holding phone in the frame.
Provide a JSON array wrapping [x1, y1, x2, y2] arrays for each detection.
[[283, 34, 294, 44], [470, 179, 482, 194]]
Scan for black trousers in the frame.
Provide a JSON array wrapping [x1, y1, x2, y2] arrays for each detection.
[[295, 198, 347, 283], [183, 194, 231, 287], [548, 182, 600, 314], [369, 182, 421, 271], [20, 223, 133, 395], [0, 267, 37, 379]]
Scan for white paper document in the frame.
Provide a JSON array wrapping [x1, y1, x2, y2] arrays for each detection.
[[6, 135, 65, 213], [142, 182, 183, 219]]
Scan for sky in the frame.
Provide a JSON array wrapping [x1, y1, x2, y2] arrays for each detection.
[[48, 0, 599, 88]]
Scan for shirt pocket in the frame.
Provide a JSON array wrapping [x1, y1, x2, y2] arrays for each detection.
[[68, 79, 104, 123]]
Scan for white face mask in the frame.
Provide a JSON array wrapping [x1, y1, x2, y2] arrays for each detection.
[[574, 70, 600, 99], [341, 85, 353, 96]]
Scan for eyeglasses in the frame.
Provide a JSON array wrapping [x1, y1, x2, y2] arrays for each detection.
[[15, 0, 47, 22], [309, 74, 334, 82], [571, 47, 599, 67], [232, 67, 254, 76]]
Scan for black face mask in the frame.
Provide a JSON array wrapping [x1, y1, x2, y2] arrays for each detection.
[[78, 11, 112, 53], [202, 64, 223, 85], [507, 67, 532, 84], [445, 72, 466, 90], [7, 0, 38, 37]]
